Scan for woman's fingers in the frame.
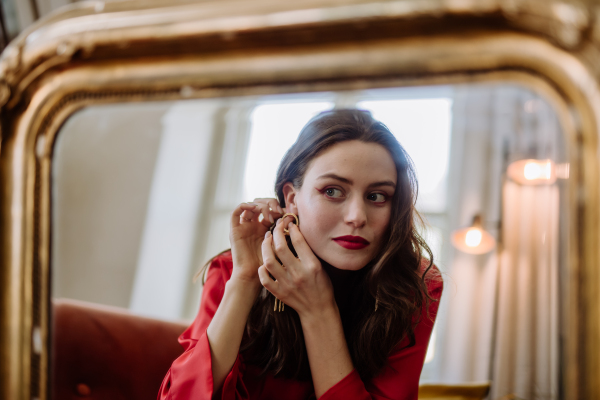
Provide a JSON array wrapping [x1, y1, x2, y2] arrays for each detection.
[[253, 198, 284, 215], [252, 198, 283, 227], [261, 231, 286, 280], [286, 223, 319, 265], [271, 218, 299, 268], [258, 265, 279, 294], [255, 203, 275, 228], [231, 202, 258, 227], [231, 201, 278, 228], [268, 199, 284, 215]]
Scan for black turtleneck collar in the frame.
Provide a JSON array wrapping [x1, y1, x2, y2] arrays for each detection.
[[321, 261, 369, 322]]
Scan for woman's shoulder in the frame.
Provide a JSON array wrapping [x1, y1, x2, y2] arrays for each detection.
[[205, 250, 234, 282], [211, 249, 233, 264], [419, 258, 443, 299]]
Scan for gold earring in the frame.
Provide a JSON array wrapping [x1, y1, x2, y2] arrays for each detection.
[[274, 297, 285, 312], [281, 213, 299, 235]]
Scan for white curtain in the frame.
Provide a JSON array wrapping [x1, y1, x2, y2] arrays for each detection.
[[492, 182, 560, 399]]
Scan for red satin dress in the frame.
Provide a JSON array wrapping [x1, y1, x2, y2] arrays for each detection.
[[158, 252, 443, 400]]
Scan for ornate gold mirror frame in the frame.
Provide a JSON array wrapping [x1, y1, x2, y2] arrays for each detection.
[[1, 0, 599, 398]]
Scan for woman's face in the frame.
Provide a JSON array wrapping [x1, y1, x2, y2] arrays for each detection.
[[284, 140, 397, 271]]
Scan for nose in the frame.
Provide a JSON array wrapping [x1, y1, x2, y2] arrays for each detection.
[[344, 197, 367, 229]]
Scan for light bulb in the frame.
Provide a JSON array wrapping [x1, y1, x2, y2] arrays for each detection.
[[451, 215, 496, 255], [465, 228, 482, 247], [524, 161, 552, 180], [507, 159, 556, 185], [524, 162, 541, 180]]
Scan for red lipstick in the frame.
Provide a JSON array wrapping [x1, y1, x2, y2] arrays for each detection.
[[333, 235, 370, 250]]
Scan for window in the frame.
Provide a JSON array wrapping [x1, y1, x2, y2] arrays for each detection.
[[244, 101, 334, 201]]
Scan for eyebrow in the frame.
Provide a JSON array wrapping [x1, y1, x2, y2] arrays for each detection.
[[317, 173, 396, 189]]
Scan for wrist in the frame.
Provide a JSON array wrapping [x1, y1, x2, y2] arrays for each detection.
[[298, 301, 339, 327], [227, 273, 262, 297]]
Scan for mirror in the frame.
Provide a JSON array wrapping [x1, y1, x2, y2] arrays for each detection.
[[3, 1, 599, 399], [51, 82, 567, 399]]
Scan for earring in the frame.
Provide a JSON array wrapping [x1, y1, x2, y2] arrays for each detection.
[[274, 297, 285, 312], [270, 212, 297, 313], [281, 213, 299, 235]]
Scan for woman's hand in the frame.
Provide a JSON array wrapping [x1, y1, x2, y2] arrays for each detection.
[[258, 217, 336, 319], [209, 198, 282, 393], [229, 199, 283, 285]]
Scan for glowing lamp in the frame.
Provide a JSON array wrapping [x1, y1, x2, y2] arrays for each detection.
[[507, 159, 556, 185], [451, 215, 496, 255]]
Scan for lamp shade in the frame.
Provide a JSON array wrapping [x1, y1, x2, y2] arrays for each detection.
[[507, 159, 556, 185], [451, 215, 496, 254]]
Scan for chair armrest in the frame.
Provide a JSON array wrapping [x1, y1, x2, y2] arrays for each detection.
[[52, 299, 187, 400]]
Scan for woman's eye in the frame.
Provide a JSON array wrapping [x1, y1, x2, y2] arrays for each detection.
[[367, 193, 387, 203], [324, 188, 343, 198]]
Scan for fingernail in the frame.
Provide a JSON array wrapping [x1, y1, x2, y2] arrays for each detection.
[[276, 219, 281, 225], [265, 231, 271, 239], [288, 222, 294, 229], [269, 215, 274, 224], [247, 202, 258, 206]]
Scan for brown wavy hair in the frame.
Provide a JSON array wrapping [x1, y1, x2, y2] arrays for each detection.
[[237, 109, 438, 382]]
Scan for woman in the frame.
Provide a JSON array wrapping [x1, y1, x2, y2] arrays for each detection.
[[158, 109, 443, 400]]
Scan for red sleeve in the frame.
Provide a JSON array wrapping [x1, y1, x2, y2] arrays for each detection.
[[319, 266, 444, 400], [158, 252, 249, 400]]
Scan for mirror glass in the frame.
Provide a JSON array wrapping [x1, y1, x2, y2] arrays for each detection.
[[51, 82, 567, 398]]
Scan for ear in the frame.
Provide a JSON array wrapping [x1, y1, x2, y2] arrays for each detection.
[[282, 182, 299, 215]]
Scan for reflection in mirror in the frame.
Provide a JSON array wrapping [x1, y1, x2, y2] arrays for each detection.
[[52, 83, 566, 399]]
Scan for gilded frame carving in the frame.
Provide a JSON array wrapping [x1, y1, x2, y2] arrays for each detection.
[[1, 0, 599, 398]]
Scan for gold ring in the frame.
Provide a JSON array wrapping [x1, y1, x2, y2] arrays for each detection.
[[281, 213, 299, 235]]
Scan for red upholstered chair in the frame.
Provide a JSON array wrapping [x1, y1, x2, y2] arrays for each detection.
[[51, 299, 491, 400], [51, 299, 187, 400]]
